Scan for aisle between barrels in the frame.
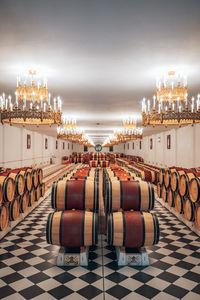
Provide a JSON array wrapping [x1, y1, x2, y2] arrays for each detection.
[[0, 196, 200, 300]]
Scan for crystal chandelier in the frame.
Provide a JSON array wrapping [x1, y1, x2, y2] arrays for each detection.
[[62, 116, 77, 129], [57, 126, 83, 141], [114, 127, 143, 142], [123, 114, 141, 129], [142, 71, 200, 127], [0, 70, 62, 126]]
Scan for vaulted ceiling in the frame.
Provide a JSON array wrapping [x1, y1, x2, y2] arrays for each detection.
[[0, 0, 200, 143]]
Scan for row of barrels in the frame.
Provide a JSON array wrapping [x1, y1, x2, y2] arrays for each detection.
[[47, 165, 99, 248], [0, 183, 45, 231], [159, 167, 200, 203], [89, 160, 109, 168], [0, 167, 43, 205], [157, 180, 200, 231], [103, 165, 160, 248]]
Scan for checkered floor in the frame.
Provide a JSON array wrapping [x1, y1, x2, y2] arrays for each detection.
[[0, 197, 200, 300]]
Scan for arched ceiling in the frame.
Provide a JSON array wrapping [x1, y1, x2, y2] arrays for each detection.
[[0, 0, 200, 143]]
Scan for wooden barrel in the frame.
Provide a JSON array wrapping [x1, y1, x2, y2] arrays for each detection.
[[51, 179, 99, 211], [157, 183, 162, 198], [7, 172, 25, 196], [0, 184, 2, 206], [100, 161, 109, 168], [0, 176, 15, 202], [106, 180, 154, 212], [161, 185, 167, 202], [46, 210, 98, 247], [37, 168, 43, 185], [20, 193, 29, 213], [184, 199, 195, 221], [0, 205, 9, 231], [89, 161, 98, 167], [18, 170, 32, 192], [171, 169, 187, 192], [9, 198, 19, 221], [32, 168, 39, 189], [189, 177, 200, 203], [40, 183, 45, 197], [195, 204, 200, 230], [164, 169, 175, 189], [167, 189, 175, 207], [28, 189, 35, 206], [159, 169, 166, 185], [35, 186, 41, 201], [107, 211, 159, 247], [174, 193, 184, 214], [179, 172, 200, 197]]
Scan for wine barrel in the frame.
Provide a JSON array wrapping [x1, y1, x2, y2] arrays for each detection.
[[184, 199, 195, 221], [157, 183, 162, 198], [35, 186, 41, 201], [89, 161, 98, 167], [107, 211, 159, 247], [51, 179, 99, 211], [0, 205, 9, 231], [159, 169, 166, 185], [179, 172, 200, 197], [32, 168, 39, 189], [106, 180, 154, 212], [0, 176, 15, 202], [9, 198, 19, 221], [171, 170, 187, 192], [100, 161, 109, 168], [174, 193, 184, 214], [6, 172, 25, 196], [28, 189, 35, 206], [20, 193, 29, 213], [18, 169, 32, 192], [0, 184, 2, 206], [164, 169, 174, 189], [189, 177, 200, 203], [167, 189, 175, 207], [161, 185, 168, 202], [40, 183, 45, 197], [195, 205, 200, 230], [46, 210, 98, 247], [37, 168, 43, 185]]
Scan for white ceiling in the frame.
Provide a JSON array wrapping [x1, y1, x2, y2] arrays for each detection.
[[0, 0, 200, 143]]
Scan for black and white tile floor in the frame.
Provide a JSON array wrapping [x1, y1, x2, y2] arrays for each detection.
[[0, 197, 200, 300]]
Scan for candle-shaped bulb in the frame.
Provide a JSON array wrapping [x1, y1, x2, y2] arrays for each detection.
[[44, 102, 46, 112], [185, 93, 188, 106], [153, 95, 156, 108], [32, 91, 35, 104], [54, 98, 56, 110], [172, 102, 175, 111], [40, 95, 43, 108], [48, 93, 51, 106], [147, 99, 150, 112], [24, 94, 26, 107], [177, 97, 180, 109]]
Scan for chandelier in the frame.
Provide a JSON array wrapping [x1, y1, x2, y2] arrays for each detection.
[[114, 127, 143, 142], [62, 116, 77, 129], [142, 71, 200, 127], [102, 135, 119, 147], [57, 126, 83, 141], [123, 114, 141, 129], [0, 70, 62, 126]]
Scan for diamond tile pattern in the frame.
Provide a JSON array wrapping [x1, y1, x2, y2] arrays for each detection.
[[0, 197, 200, 299]]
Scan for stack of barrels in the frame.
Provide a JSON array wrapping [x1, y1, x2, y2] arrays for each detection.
[[47, 165, 99, 248], [104, 165, 160, 248], [128, 161, 158, 183], [0, 167, 45, 231], [157, 167, 200, 230]]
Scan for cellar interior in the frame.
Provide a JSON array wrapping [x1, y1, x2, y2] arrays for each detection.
[[0, 1, 200, 300]]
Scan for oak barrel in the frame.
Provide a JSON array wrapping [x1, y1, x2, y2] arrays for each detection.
[[174, 193, 184, 214], [51, 179, 99, 211], [106, 180, 154, 212], [40, 183, 45, 197], [9, 198, 19, 221], [0, 176, 15, 202], [171, 169, 186, 192], [37, 168, 43, 185], [46, 210, 98, 247], [189, 178, 200, 203], [7, 172, 25, 196], [167, 189, 175, 207], [161, 185, 168, 202], [28, 189, 35, 206], [0, 184, 2, 205], [179, 172, 200, 197], [157, 183, 162, 198], [107, 211, 159, 247], [35, 186, 41, 201], [0, 205, 9, 231], [20, 193, 29, 213], [89, 161, 98, 167], [195, 205, 200, 230], [184, 199, 195, 222], [18, 169, 32, 192]]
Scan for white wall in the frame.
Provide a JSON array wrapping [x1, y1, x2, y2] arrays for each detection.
[[72, 143, 124, 154], [124, 124, 200, 168], [0, 124, 72, 169]]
